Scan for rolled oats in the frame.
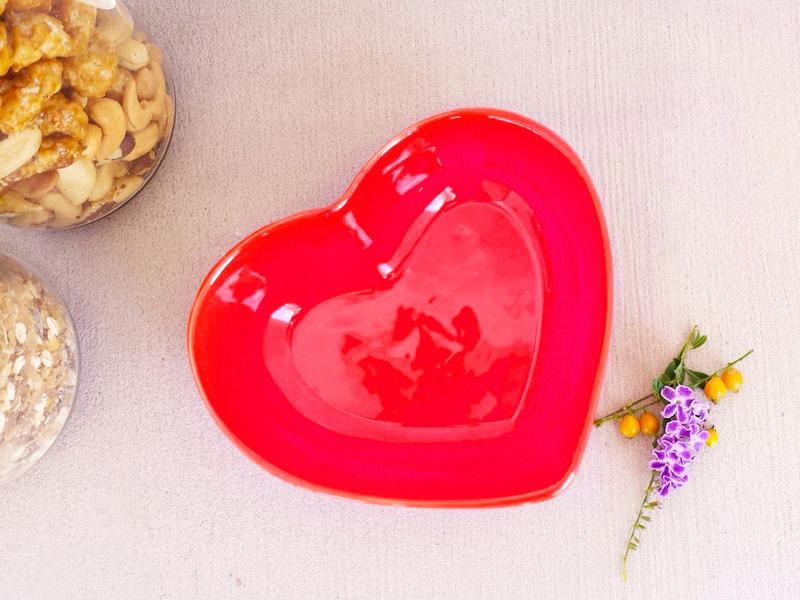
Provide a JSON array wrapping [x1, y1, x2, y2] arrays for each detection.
[[0, 255, 77, 483]]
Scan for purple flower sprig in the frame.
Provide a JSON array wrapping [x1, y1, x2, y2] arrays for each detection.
[[623, 384, 716, 581], [612, 327, 753, 581], [649, 385, 711, 497]]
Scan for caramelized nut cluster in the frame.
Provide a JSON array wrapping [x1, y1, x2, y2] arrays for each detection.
[[0, 1, 173, 228]]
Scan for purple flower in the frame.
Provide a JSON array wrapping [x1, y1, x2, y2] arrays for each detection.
[[650, 385, 712, 498], [688, 395, 711, 422], [664, 420, 710, 451], [660, 385, 708, 422]]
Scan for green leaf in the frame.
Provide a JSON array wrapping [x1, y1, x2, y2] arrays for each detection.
[[686, 368, 710, 387], [675, 364, 686, 384], [692, 334, 707, 349], [652, 377, 664, 395], [645, 502, 659, 509], [641, 515, 651, 522], [663, 358, 680, 384]]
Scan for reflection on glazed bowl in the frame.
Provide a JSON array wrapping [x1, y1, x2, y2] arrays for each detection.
[[265, 198, 544, 442]]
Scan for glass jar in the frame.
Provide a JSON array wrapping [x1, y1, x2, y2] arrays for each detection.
[[0, 0, 175, 229], [0, 252, 79, 483]]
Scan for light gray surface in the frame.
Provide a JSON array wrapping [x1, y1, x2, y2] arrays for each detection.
[[2, 1, 800, 598]]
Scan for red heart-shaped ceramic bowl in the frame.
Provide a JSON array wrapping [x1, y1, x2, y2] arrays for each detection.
[[188, 108, 611, 507]]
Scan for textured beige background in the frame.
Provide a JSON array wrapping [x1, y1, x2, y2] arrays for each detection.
[[2, 1, 800, 598]]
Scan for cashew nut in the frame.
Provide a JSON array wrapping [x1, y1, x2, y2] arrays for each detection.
[[144, 97, 164, 132], [102, 67, 130, 103], [88, 165, 113, 203], [0, 128, 43, 180], [122, 77, 152, 133], [111, 161, 130, 178], [95, 1, 134, 47], [134, 67, 157, 100], [56, 158, 97, 205], [124, 122, 159, 161], [115, 38, 149, 71], [10, 208, 53, 228], [0, 190, 45, 216], [145, 42, 162, 66], [89, 98, 126, 160], [89, 161, 128, 203], [144, 60, 166, 110], [80, 201, 107, 222], [163, 94, 174, 138], [145, 75, 172, 139], [109, 175, 143, 204], [81, 124, 102, 160], [35, 191, 82, 223], [10, 170, 58, 198]]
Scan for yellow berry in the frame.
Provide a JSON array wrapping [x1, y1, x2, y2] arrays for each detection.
[[639, 411, 660, 436], [706, 427, 719, 447], [704, 376, 727, 403], [721, 367, 743, 393], [619, 414, 640, 438]]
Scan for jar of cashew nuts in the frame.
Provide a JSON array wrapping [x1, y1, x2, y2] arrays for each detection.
[[0, 0, 174, 229], [1, 252, 78, 483]]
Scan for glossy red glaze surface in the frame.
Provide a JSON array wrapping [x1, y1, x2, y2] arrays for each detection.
[[188, 108, 611, 506]]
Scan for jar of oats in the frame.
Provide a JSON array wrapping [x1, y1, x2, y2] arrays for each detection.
[[0, 0, 174, 229], [0, 252, 78, 483]]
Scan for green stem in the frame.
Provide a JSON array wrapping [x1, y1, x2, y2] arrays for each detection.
[[677, 325, 699, 362], [594, 348, 754, 427], [593, 393, 657, 427], [622, 471, 657, 582], [632, 397, 662, 414], [695, 349, 754, 386], [594, 328, 698, 428]]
